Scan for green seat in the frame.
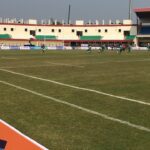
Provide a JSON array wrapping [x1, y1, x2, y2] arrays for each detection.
[[125, 35, 136, 40], [35, 35, 56, 40], [80, 36, 102, 40], [0, 34, 12, 39]]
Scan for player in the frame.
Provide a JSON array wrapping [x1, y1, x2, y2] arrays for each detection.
[[98, 45, 104, 53], [127, 44, 132, 53], [147, 43, 150, 52], [41, 44, 46, 53], [118, 44, 123, 54], [87, 45, 92, 53]]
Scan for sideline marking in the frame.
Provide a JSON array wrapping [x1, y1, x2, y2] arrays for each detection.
[[0, 80, 150, 133], [0, 65, 52, 69], [78, 58, 150, 66], [0, 119, 48, 150], [94, 58, 150, 64], [0, 68, 150, 107], [0, 57, 18, 60], [0, 62, 84, 69], [46, 62, 84, 68]]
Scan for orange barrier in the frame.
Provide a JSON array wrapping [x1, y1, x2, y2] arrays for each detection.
[[0, 120, 48, 150]]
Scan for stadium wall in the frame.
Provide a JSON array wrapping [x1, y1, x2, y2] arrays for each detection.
[[0, 20, 137, 46]]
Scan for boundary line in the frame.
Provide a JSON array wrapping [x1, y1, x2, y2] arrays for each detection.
[[0, 80, 150, 132], [0, 62, 84, 69], [46, 62, 84, 68], [0, 119, 48, 150], [0, 65, 52, 69], [93, 58, 150, 64], [0, 57, 18, 60], [0, 68, 150, 106]]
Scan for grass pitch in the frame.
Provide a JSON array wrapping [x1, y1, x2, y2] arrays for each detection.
[[0, 50, 150, 150]]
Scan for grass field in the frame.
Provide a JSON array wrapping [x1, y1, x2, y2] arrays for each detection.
[[0, 50, 150, 150]]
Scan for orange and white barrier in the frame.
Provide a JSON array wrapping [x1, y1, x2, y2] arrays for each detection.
[[0, 119, 48, 150]]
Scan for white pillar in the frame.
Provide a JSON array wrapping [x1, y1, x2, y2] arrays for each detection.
[[109, 20, 112, 24], [96, 20, 99, 25], [55, 20, 57, 25], [102, 20, 105, 25], [89, 20, 91, 25]]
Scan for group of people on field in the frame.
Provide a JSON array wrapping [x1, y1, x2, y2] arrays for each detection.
[[41, 42, 150, 53], [118, 44, 132, 53], [87, 43, 132, 53]]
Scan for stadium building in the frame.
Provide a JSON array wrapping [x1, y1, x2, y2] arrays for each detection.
[[0, 7, 149, 49], [134, 7, 150, 46]]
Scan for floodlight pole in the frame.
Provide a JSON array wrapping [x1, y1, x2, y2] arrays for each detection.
[[129, 0, 132, 20], [68, 4, 71, 24]]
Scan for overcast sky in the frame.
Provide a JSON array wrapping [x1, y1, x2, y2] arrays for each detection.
[[0, 0, 149, 23]]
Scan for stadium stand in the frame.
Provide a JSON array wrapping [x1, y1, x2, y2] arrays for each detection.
[[139, 26, 150, 34], [134, 7, 150, 46]]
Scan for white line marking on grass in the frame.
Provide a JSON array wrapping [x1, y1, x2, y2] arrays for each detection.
[[0, 57, 18, 60], [0, 64, 52, 69], [92, 59, 150, 65], [0, 63, 84, 69], [46, 62, 84, 68], [71, 58, 150, 66], [0, 80, 150, 133], [0, 68, 150, 107]]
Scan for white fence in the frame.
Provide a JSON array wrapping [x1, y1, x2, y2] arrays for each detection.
[[0, 45, 149, 51]]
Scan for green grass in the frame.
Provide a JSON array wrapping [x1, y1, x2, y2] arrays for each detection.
[[0, 50, 150, 150]]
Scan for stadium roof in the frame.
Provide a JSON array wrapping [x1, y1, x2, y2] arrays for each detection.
[[134, 7, 150, 22], [134, 7, 150, 13]]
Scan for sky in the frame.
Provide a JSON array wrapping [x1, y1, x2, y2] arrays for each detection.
[[0, 0, 149, 23]]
